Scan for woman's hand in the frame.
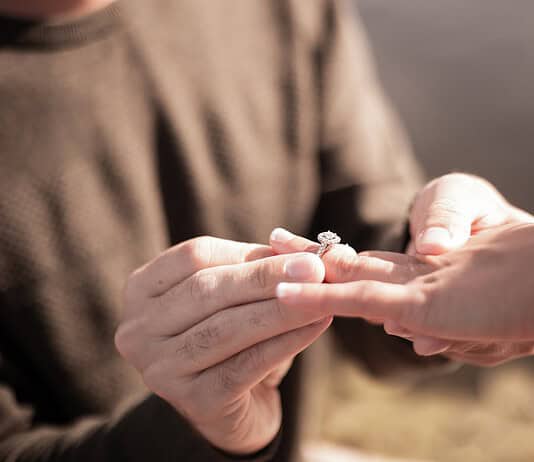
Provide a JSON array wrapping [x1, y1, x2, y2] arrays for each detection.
[[272, 224, 534, 366]]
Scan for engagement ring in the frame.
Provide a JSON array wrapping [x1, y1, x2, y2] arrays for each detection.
[[316, 231, 341, 257]]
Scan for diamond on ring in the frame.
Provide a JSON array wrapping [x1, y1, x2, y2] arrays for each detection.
[[316, 230, 341, 257]]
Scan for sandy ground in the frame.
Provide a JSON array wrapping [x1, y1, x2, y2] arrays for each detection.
[[318, 359, 534, 462], [302, 442, 427, 462]]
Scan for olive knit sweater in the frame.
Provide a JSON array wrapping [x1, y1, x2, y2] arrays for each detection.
[[0, 1, 444, 460]]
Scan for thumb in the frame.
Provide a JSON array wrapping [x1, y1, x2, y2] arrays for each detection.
[[412, 173, 512, 256], [412, 176, 476, 255], [415, 213, 471, 255]]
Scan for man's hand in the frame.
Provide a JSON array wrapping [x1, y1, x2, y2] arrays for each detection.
[[273, 225, 534, 367], [115, 236, 331, 455], [408, 173, 533, 255]]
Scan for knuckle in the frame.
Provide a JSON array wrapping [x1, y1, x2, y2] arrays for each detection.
[[175, 324, 222, 362], [193, 325, 221, 351], [428, 198, 465, 218], [425, 200, 469, 229], [270, 298, 287, 322], [183, 236, 214, 271], [334, 254, 359, 279], [217, 365, 239, 394], [174, 334, 196, 361], [247, 308, 267, 328], [236, 346, 265, 377], [248, 260, 273, 290], [216, 346, 265, 394], [344, 257, 371, 281], [188, 270, 219, 304]]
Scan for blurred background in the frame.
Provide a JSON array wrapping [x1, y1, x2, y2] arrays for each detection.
[[359, 0, 534, 210], [319, 2, 534, 461]]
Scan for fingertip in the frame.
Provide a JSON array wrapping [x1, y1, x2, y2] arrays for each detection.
[[299, 253, 326, 282], [416, 227, 455, 255], [413, 337, 452, 356], [270, 228, 318, 256], [270, 227, 295, 245], [322, 245, 358, 283]]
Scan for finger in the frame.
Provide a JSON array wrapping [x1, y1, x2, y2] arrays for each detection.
[[270, 226, 357, 260], [165, 298, 325, 375], [131, 236, 275, 297], [270, 228, 323, 254], [270, 228, 358, 279], [411, 336, 453, 356], [276, 280, 421, 320], [270, 228, 420, 284], [196, 317, 333, 399], [411, 174, 507, 255], [412, 178, 474, 255], [325, 250, 421, 284], [151, 253, 325, 334]]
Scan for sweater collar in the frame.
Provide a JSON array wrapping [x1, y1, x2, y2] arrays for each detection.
[[0, 2, 121, 49]]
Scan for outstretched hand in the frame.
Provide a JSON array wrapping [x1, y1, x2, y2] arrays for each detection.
[[271, 173, 534, 365], [272, 223, 534, 367]]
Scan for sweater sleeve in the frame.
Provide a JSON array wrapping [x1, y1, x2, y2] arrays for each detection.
[[311, 0, 423, 251], [310, 0, 453, 380], [0, 385, 278, 462]]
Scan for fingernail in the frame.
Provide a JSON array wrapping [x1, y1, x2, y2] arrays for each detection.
[[284, 254, 321, 279], [417, 227, 452, 252], [276, 282, 302, 299], [414, 337, 452, 356], [270, 227, 294, 243]]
